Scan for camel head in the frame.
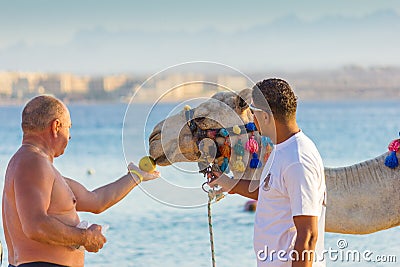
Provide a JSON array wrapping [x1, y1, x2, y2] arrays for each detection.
[[149, 89, 254, 166]]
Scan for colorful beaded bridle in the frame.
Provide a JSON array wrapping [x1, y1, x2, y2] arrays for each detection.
[[183, 105, 274, 190]]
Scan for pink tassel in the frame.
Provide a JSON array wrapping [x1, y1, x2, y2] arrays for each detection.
[[245, 136, 259, 153], [388, 139, 400, 152]]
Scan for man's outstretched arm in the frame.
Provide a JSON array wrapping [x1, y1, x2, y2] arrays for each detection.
[[208, 173, 259, 200], [66, 162, 160, 214]]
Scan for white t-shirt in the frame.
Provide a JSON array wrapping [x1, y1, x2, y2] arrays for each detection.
[[254, 131, 326, 267]]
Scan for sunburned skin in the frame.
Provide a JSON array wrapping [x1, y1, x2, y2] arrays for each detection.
[[2, 95, 160, 267], [3, 146, 85, 267]]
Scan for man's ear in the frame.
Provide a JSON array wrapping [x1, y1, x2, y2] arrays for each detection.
[[264, 112, 274, 126], [51, 119, 62, 138], [235, 88, 252, 113]]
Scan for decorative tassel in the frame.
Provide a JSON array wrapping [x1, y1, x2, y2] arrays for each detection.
[[233, 125, 241, 135], [220, 157, 230, 173], [234, 139, 245, 156], [216, 136, 231, 173], [219, 128, 229, 137], [384, 135, 399, 169], [231, 139, 245, 172], [250, 153, 262, 168], [264, 144, 273, 163], [215, 157, 224, 166], [219, 142, 231, 158], [261, 136, 274, 163], [388, 139, 400, 152], [245, 136, 259, 153], [385, 151, 399, 169], [246, 135, 262, 169], [231, 156, 246, 172], [245, 122, 257, 132], [261, 136, 268, 147]]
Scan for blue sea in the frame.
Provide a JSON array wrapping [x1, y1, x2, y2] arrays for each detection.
[[0, 101, 399, 267]]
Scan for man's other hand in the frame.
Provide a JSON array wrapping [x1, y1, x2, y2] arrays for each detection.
[[84, 224, 107, 253]]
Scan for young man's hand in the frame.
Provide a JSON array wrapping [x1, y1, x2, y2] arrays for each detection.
[[207, 172, 236, 194]]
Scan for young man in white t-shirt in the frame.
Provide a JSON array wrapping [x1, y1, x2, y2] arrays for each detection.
[[209, 78, 326, 267]]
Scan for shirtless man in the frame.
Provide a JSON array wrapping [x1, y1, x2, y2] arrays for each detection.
[[2, 95, 160, 267]]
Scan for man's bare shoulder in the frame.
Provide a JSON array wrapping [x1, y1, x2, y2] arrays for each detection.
[[8, 147, 55, 184]]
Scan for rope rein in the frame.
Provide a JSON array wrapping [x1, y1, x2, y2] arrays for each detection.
[[206, 187, 225, 267], [200, 162, 225, 267], [207, 191, 216, 267], [184, 105, 254, 267]]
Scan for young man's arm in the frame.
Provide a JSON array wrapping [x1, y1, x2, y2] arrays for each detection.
[[208, 173, 259, 200], [284, 162, 324, 267], [292, 216, 319, 267], [14, 156, 105, 252], [66, 163, 160, 214]]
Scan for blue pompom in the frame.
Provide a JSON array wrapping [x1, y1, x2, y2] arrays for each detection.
[[219, 128, 229, 137], [250, 153, 262, 169], [246, 122, 257, 132], [261, 136, 273, 147], [385, 151, 399, 169], [220, 157, 230, 173], [261, 136, 268, 147]]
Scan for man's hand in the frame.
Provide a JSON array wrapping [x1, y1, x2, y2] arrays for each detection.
[[208, 172, 260, 200], [128, 162, 160, 182], [84, 224, 107, 253], [208, 172, 237, 193]]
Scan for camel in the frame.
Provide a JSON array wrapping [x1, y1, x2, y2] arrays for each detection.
[[148, 89, 400, 234]]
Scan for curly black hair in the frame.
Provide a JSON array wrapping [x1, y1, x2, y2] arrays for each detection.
[[252, 78, 297, 122]]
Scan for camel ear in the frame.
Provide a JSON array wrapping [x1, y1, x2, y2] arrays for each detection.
[[235, 88, 252, 112]]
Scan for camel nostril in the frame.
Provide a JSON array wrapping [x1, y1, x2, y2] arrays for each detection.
[[149, 130, 161, 142]]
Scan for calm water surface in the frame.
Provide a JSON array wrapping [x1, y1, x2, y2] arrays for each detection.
[[0, 101, 399, 267]]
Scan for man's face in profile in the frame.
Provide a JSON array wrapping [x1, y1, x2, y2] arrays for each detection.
[[54, 107, 72, 157]]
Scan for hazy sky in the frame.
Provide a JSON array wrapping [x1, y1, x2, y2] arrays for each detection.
[[0, 0, 399, 73], [1, 0, 399, 47]]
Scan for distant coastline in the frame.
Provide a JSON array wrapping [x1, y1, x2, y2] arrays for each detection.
[[1, 66, 399, 105]]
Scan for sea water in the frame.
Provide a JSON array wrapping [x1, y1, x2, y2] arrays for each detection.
[[0, 101, 399, 267]]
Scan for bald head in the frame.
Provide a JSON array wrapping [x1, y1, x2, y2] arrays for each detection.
[[22, 95, 67, 133]]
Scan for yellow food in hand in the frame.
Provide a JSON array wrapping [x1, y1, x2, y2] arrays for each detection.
[[139, 156, 156, 172]]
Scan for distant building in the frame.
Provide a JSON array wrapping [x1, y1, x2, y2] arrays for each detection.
[[217, 75, 249, 91], [37, 75, 62, 95], [154, 74, 205, 101], [12, 78, 30, 98], [0, 72, 18, 96], [87, 77, 107, 99], [104, 75, 128, 92], [60, 73, 89, 93]]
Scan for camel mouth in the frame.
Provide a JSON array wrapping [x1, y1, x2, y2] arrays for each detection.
[[153, 152, 201, 166], [154, 154, 171, 166]]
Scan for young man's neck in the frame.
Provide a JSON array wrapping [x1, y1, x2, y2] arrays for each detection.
[[275, 120, 300, 144]]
